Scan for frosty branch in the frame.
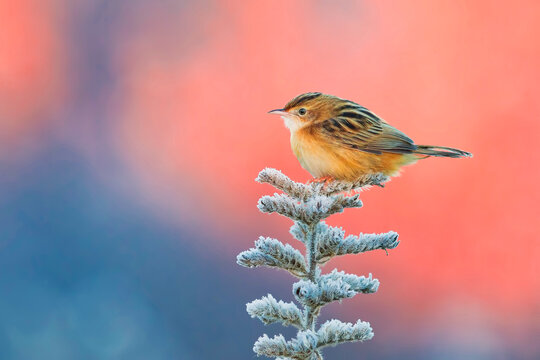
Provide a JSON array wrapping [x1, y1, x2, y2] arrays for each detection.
[[237, 168, 399, 359]]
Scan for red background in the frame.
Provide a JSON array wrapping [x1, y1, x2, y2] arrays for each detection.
[[1, 1, 538, 358]]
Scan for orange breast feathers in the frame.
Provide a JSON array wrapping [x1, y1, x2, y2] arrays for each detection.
[[291, 126, 418, 181]]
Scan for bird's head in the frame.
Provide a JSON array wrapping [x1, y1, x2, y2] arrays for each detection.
[[268, 92, 343, 132]]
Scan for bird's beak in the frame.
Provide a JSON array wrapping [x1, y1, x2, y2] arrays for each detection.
[[268, 108, 288, 116]]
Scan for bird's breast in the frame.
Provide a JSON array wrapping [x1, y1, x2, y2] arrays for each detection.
[[290, 130, 342, 178], [290, 128, 417, 181]]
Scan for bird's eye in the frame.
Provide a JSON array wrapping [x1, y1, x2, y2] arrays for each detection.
[[298, 108, 307, 116]]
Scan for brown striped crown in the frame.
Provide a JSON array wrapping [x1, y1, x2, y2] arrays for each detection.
[[282, 92, 384, 127], [283, 92, 323, 111]]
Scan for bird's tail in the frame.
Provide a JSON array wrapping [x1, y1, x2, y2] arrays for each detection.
[[414, 145, 472, 158]]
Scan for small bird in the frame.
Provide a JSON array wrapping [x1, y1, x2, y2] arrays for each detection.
[[269, 92, 472, 182]]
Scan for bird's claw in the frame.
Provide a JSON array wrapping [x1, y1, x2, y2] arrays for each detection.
[[307, 176, 335, 187]]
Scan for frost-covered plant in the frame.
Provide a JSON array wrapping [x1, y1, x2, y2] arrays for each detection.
[[237, 168, 400, 359]]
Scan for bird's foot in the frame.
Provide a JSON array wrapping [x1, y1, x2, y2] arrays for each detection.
[[308, 176, 335, 186]]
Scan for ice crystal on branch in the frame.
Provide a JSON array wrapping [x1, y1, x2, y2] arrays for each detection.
[[255, 168, 389, 200], [317, 319, 374, 349], [237, 237, 307, 278], [321, 270, 380, 295], [256, 168, 315, 201], [238, 168, 399, 359], [293, 271, 378, 308], [257, 193, 363, 223], [247, 295, 304, 329], [315, 222, 400, 263], [253, 331, 319, 359]]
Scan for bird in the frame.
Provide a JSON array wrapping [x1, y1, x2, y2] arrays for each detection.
[[269, 92, 472, 183]]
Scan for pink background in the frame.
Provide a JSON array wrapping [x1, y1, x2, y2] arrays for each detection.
[[1, 1, 538, 358]]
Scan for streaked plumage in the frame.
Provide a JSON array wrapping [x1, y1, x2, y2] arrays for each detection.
[[269, 92, 472, 181]]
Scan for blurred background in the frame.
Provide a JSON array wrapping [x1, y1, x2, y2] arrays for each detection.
[[0, 0, 539, 359]]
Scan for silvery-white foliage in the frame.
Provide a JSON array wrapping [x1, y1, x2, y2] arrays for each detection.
[[316, 319, 374, 349], [253, 331, 320, 359], [256, 168, 315, 201], [258, 193, 362, 223], [253, 318, 374, 360], [256, 168, 390, 201], [239, 169, 399, 359], [290, 222, 327, 244], [293, 278, 354, 308], [237, 236, 307, 277], [315, 222, 399, 263], [309, 172, 389, 197], [321, 270, 379, 294], [313, 223, 345, 264], [293, 271, 378, 308], [247, 294, 304, 329], [289, 222, 309, 243], [339, 231, 399, 256]]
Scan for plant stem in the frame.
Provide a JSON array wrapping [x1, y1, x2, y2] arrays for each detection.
[[304, 223, 319, 331], [307, 224, 318, 281], [304, 224, 324, 360]]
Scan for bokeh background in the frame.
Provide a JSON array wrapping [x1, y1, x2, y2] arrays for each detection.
[[1, 0, 539, 359]]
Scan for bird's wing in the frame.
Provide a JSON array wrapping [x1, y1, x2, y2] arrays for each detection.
[[315, 105, 417, 155]]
